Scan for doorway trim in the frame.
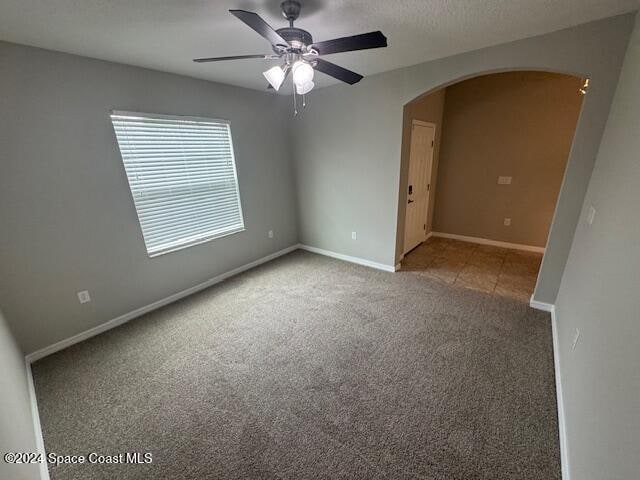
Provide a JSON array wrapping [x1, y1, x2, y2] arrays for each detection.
[[394, 69, 591, 305]]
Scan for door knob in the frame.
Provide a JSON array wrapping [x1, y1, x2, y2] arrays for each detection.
[[408, 199, 414, 204]]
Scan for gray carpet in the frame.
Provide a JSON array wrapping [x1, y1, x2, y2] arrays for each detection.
[[32, 250, 560, 479]]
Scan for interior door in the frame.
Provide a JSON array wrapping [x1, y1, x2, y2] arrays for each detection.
[[404, 121, 435, 254]]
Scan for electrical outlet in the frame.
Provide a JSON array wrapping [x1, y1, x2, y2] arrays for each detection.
[[351, 231, 357, 240], [503, 218, 511, 226], [572, 328, 581, 350], [268, 230, 274, 238], [587, 205, 596, 226], [498, 176, 512, 185], [77, 290, 91, 304]]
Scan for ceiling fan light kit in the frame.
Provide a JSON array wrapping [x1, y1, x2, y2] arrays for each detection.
[[292, 60, 314, 86], [296, 80, 314, 95], [263, 65, 287, 91], [194, 0, 387, 114]]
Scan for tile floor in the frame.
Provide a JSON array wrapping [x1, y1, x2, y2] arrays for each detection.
[[400, 236, 543, 302]]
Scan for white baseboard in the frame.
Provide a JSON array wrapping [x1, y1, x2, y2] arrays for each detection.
[[25, 242, 395, 363], [529, 295, 570, 480], [21, 241, 566, 480], [550, 305, 570, 480], [25, 360, 50, 480], [24, 243, 298, 480], [25, 244, 299, 363], [530, 298, 569, 479], [298, 244, 396, 272], [431, 232, 545, 253], [529, 296, 555, 312], [530, 297, 568, 478]]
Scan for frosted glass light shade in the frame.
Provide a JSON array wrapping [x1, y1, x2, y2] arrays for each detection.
[[292, 61, 314, 86], [295, 80, 314, 95], [263, 65, 286, 91]]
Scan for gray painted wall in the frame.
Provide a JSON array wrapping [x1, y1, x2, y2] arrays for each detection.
[[291, 15, 633, 302], [1, 15, 639, 479], [0, 42, 298, 354], [0, 307, 39, 480], [554, 13, 640, 479]]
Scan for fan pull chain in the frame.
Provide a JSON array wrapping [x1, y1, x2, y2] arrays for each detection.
[[302, 93, 306, 108], [293, 82, 298, 116]]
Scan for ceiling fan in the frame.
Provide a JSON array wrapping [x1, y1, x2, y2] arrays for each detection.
[[194, 0, 387, 111]]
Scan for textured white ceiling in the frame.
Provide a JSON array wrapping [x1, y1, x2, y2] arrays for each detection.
[[0, 0, 637, 92]]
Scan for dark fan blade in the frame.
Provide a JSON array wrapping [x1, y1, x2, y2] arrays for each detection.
[[230, 10, 289, 47], [311, 31, 387, 55], [194, 54, 271, 63], [314, 59, 363, 85]]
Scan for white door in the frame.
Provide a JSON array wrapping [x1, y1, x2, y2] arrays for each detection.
[[404, 121, 435, 254]]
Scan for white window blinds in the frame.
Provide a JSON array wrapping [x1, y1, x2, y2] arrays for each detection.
[[110, 111, 245, 257]]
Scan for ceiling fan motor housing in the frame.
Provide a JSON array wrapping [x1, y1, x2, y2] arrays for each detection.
[[277, 0, 311, 52], [275, 27, 313, 49]]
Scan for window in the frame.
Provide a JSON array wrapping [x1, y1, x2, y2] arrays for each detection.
[[111, 111, 244, 257]]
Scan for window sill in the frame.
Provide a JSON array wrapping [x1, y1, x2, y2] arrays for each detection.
[[147, 226, 246, 258]]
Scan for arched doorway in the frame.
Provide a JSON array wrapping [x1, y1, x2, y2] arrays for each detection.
[[396, 70, 585, 301]]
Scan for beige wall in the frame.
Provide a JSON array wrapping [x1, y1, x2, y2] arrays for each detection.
[[400, 89, 446, 237], [432, 71, 583, 247]]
